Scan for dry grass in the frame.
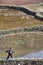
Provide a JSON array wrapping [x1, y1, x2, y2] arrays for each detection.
[[0, 32, 43, 58], [0, 9, 43, 30]]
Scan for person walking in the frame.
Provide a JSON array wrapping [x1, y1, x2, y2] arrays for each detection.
[[5, 47, 14, 59]]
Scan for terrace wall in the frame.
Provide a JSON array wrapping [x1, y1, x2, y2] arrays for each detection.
[[0, 58, 43, 65]]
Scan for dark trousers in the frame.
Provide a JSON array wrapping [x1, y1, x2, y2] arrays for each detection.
[[7, 54, 12, 59]]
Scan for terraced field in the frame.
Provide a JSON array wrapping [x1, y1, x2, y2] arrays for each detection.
[[0, 6, 43, 59], [0, 32, 43, 58], [0, 9, 43, 30]]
